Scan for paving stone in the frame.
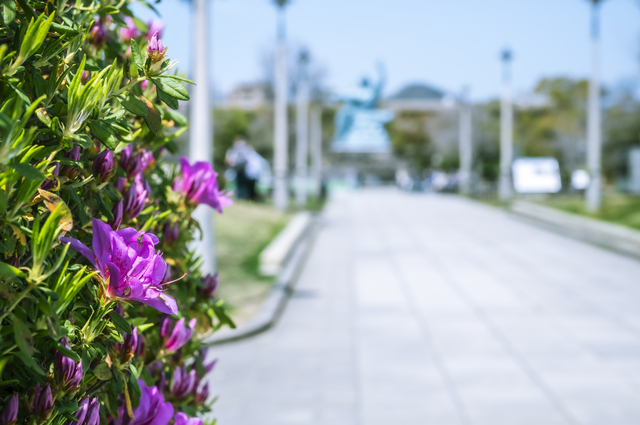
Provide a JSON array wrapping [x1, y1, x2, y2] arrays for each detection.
[[205, 190, 640, 425]]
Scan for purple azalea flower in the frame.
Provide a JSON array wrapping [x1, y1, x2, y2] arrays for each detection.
[[141, 80, 150, 90], [113, 327, 138, 363], [41, 162, 59, 191], [173, 412, 203, 425], [93, 149, 116, 182], [173, 157, 232, 213], [115, 381, 173, 425], [60, 218, 178, 315], [198, 273, 218, 298], [145, 20, 164, 40], [120, 17, 140, 41], [30, 383, 53, 421], [0, 394, 18, 425], [160, 317, 196, 352], [54, 338, 83, 395], [170, 365, 196, 398]]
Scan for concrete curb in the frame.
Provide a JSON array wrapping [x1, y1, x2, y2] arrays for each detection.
[[511, 200, 640, 259], [202, 213, 319, 346]]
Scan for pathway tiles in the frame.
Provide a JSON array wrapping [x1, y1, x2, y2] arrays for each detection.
[[206, 189, 640, 425]]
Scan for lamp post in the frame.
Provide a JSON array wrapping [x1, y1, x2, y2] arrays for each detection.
[[273, 0, 290, 210], [586, 0, 603, 212], [190, 0, 215, 274], [295, 50, 309, 207], [499, 49, 513, 203], [458, 87, 472, 195], [310, 105, 322, 198]]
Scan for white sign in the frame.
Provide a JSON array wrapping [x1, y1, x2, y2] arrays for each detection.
[[512, 157, 562, 194], [571, 169, 590, 190]]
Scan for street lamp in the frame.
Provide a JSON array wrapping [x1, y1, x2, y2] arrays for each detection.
[[586, 0, 603, 212], [295, 50, 309, 207], [458, 86, 472, 195], [272, 0, 290, 210], [499, 49, 513, 202], [190, 0, 215, 274]]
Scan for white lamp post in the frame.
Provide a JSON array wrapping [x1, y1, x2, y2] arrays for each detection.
[[310, 105, 322, 198], [499, 49, 513, 203], [458, 87, 472, 195], [273, 0, 290, 210], [295, 50, 309, 207], [586, 0, 603, 212], [190, 0, 215, 274]]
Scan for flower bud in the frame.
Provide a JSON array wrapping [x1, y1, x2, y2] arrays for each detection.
[[0, 394, 18, 425], [120, 146, 150, 179], [84, 398, 100, 425], [123, 175, 150, 219], [161, 317, 196, 352], [170, 366, 196, 398], [64, 397, 88, 425], [29, 383, 53, 422], [54, 338, 83, 396], [80, 71, 91, 85], [198, 273, 218, 298], [109, 200, 123, 230], [41, 163, 60, 191], [163, 221, 179, 246], [62, 146, 82, 179], [194, 382, 209, 405], [147, 32, 167, 65], [89, 17, 110, 48], [113, 327, 138, 364], [92, 149, 116, 182]]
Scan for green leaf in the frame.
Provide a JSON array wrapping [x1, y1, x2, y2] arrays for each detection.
[[141, 97, 162, 134], [8, 163, 45, 181], [151, 76, 190, 101], [53, 340, 81, 362], [156, 89, 179, 110], [13, 316, 34, 356], [130, 39, 144, 70], [119, 94, 148, 117], [109, 311, 132, 335], [93, 363, 112, 380], [0, 262, 25, 278], [128, 372, 141, 408], [16, 352, 45, 375], [87, 121, 117, 150]]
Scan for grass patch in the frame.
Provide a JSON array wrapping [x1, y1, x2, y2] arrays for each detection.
[[536, 192, 640, 231], [215, 200, 292, 325]]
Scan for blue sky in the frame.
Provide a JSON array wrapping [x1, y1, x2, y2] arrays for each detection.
[[132, 0, 640, 101]]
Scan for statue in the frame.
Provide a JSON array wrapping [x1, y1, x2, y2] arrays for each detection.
[[332, 64, 394, 153]]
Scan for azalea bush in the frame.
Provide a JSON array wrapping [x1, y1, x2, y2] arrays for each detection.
[[0, 1, 234, 425]]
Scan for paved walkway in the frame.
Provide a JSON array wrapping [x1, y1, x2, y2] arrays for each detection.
[[206, 189, 640, 425]]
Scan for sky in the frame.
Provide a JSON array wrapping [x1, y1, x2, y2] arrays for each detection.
[[132, 0, 640, 102]]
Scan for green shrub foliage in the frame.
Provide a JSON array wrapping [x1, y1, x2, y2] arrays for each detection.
[[0, 1, 234, 425]]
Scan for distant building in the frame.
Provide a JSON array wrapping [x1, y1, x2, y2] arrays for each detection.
[[383, 83, 456, 111], [225, 83, 271, 110]]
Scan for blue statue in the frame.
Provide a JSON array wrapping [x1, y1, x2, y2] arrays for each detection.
[[332, 64, 394, 153]]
